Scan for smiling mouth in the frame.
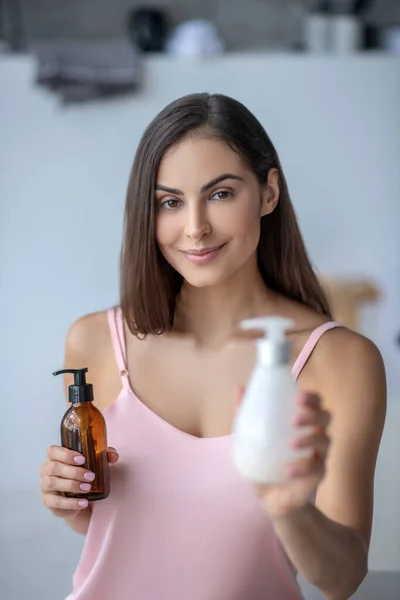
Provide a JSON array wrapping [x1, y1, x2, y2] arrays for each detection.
[[183, 244, 226, 256]]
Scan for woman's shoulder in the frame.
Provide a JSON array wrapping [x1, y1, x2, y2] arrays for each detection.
[[65, 307, 115, 363], [284, 298, 384, 385], [63, 308, 122, 410], [293, 308, 386, 425], [310, 325, 384, 384]]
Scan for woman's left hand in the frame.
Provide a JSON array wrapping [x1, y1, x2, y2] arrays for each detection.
[[238, 390, 331, 520]]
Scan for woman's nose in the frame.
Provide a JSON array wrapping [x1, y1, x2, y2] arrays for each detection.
[[184, 203, 211, 241]]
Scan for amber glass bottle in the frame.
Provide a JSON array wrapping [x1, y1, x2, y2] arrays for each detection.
[[53, 368, 110, 501]]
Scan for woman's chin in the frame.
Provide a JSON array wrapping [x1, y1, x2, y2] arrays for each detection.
[[181, 273, 223, 289], [177, 264, 235, 289]]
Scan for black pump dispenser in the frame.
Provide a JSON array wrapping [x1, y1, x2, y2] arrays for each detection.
[[53, 368, 94, 404]]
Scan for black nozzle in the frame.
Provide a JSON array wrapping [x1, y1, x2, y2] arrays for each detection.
[[53, 368, 93, 404], [53, 368, 88, 385]]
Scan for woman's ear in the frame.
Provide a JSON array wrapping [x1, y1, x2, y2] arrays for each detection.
[[261, 168, 280, 217]]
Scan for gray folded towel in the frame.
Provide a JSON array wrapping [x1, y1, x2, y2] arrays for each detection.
[[32, 38, 141, 104]]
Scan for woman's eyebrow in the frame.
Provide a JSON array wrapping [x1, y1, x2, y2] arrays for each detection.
[[155, 173, 244, 196]]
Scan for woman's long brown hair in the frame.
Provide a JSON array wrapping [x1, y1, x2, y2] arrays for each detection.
[[120, 93, 331, 335]]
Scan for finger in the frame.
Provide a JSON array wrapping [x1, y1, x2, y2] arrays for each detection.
[[291, 433, 330, 456], [47, 445, 85, 466], [286, 456, 326, 479], [297, 392, 321, 409], [107, 447, 119, 464], [42, 493, 89, 511], [44, 460, 95, 484], [41, 475, 93, 496], [292, 409, 331, 430]]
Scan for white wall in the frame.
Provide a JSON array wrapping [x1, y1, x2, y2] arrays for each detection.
[[1, 53, 400, 598]]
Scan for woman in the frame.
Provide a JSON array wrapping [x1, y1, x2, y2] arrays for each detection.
[[40, 93, 386, 600]]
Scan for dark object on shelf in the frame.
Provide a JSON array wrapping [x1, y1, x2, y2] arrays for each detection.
[[351, 0, 373, 15], [362, 23, 381, 49], [32, 38, 141, 104], [127, 7, 168, 53], [0, 0, 27, 51], [316, 1, 333, 14]]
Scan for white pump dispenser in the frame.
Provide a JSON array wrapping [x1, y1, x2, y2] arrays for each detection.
[[232, 316, 305, 484]]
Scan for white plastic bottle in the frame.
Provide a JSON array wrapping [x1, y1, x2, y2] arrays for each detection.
[[232, 316, 308, 484]]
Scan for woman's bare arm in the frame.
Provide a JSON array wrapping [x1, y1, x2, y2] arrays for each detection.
[[272, 330, 386, 598]]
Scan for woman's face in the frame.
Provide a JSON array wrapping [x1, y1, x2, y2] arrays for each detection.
[[155, 136, 279, 288]]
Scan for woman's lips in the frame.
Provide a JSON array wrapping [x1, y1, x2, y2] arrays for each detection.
[[182, 244, 226, 264]]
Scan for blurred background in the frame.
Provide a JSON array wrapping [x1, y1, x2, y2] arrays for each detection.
[[1, 1, 400, 598]]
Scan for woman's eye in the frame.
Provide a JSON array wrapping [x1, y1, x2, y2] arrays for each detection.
[[161, 198, 180, 210], [211, 190, 233, 201]]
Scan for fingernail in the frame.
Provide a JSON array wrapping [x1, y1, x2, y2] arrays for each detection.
[[78, 499, 88, 507], [80, 483, 91, 492], [286, 466, 299, 477], [74, 456, 85, 465], [84, 472, 95, 481]]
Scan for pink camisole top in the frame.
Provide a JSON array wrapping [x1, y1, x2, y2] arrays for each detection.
[[66, 307, 342, 600]]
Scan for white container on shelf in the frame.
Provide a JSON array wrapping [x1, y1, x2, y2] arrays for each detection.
[[331, 15, 362, 54]]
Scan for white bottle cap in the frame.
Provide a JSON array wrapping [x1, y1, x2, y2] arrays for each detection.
[[240, 316, 294, 367]]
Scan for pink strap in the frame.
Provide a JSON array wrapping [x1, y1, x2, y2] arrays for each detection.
[[106, 307, 128, 377], [291, 321, 344, 381]]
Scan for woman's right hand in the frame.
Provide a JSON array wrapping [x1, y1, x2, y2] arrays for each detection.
[[40, 445, 119, 519]]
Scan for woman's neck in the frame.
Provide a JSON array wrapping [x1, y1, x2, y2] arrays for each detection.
[[173, 258, 280, 347]]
